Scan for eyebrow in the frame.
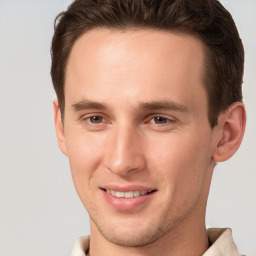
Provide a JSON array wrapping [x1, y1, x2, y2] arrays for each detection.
[[72, 99, 107, 111], [139, 101, 188, 112], [72, 99, 188, 113]]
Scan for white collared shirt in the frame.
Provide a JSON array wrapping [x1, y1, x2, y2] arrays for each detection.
[[70, 228, 245, 256]]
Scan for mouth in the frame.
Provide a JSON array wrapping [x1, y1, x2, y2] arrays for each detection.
[[101, 187, 157, 210], [100, 185, 157, 210], [102, 189, 156, 198]]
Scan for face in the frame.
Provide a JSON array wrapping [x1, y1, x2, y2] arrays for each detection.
[[56, 29, 218, 246]]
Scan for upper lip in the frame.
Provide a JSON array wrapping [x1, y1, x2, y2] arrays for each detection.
[[101, 185, 157, 192]]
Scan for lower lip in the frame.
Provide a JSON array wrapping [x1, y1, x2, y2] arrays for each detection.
[[102, 190, 156, 210]]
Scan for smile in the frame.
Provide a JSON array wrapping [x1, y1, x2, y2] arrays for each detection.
[[105, 189, 154, 198], [102, 187, 157, 210]]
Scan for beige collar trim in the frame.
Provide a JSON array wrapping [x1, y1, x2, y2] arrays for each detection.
[[203, 228, 239, 256], [71, 228, 241, 256]]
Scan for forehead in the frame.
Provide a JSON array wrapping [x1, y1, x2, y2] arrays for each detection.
[[66, 28, 205, 76], [65, 28, 207, 113]]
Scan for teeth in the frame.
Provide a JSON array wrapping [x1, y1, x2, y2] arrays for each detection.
[[106, 189, 153, 198], [124, 191, 133, 198], [115, 191, 125, 197], [133, 191, 140, 197]]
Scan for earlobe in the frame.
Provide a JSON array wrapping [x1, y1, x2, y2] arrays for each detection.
[[213, 102, 246, 162], [53, 99, 68, 157]]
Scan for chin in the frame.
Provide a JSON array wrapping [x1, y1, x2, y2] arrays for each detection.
[[91, 214, 174, 247], [100, 225, 164, 247]]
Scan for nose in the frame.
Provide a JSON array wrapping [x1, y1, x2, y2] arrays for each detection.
[[104, 124, 146, 176]]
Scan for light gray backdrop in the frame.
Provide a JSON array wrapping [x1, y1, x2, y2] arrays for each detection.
[[0, 0, 255, 255]]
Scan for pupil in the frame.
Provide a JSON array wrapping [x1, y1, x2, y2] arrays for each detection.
[[90, 116, 102, 123], [155, 116, 167, 124]]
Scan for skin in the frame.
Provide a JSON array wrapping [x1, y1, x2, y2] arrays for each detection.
[[54, 29, 246, 256]]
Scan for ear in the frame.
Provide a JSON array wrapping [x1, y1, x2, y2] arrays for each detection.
[[53, 99, 68, 157], [213, 102, 246, 162]]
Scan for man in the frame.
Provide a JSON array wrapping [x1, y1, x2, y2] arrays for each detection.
[[51, 0, 246, 255]]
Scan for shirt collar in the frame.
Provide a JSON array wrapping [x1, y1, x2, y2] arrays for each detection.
[[203, 228, 239, 256], [71, 228, 239, 256]]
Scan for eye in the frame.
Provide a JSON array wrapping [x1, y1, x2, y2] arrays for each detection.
[[146, 115, 178, 131], [149, 116, 175, 125], [80, 114, 109, 130], [151, 116, 169, 124], [89, 116, 104, 124]]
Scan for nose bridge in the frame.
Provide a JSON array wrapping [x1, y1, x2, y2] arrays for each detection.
[[106, 122, 145, 176]]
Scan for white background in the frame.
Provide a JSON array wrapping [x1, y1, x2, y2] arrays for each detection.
[[0, 0, 255, 255]]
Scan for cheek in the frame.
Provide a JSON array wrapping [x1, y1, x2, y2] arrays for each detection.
[[146, 131, 212, 193], [146, 132, 213, 219], [65, 131, 105, 197]]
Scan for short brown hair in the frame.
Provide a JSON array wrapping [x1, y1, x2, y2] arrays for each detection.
[[51, 0, 244, 127]]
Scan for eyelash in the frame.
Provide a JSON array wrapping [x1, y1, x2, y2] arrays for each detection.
[[81, 115, 108, 125], [148, 116, 175, 125]]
